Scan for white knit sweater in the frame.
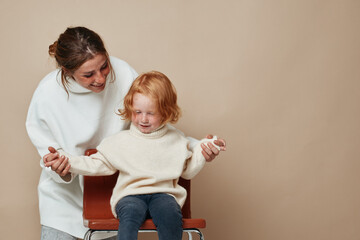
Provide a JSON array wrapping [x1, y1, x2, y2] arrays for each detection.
[[60, 124, 216, 217], [26, 57, 138, 238]]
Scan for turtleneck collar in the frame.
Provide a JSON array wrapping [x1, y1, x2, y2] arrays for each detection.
[[130, 123, 168, 139], [67, 79, 92, 93]]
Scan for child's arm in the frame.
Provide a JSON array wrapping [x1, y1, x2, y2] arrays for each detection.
[[44, 146, 117, 177], [43, 147, 71, 178], [181, 136, 221, 179], [43, 147, 72, 181], [168, 125, 226, 161]]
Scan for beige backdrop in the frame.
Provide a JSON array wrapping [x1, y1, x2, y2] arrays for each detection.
[[1, 0, 360, 239]]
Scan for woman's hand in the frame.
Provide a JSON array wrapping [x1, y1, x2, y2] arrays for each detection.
[[43, 147, 71, 178], [201, 135, 226, 162]]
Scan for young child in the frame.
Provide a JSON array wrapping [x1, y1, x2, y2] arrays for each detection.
[[44, 71, 224, 240]]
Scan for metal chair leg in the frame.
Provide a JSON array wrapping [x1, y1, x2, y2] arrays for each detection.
[[84, 229, 93, 240], [184, 229, 204, 240], [84, 230, 118, 240], [186, 230, 193, 240]]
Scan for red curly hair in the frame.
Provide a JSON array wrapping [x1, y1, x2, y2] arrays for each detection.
[[118, 71, 181, 124]]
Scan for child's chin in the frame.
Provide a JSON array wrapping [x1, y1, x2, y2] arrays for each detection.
[[140, 127, 152, 134]]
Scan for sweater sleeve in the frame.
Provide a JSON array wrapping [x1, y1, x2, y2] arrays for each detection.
[[26, 95, 74, 184], [167, 124, 199, 151], [186, 136, 199, 151], [181, 136, 220, 179], [58, 150, 117, 176]]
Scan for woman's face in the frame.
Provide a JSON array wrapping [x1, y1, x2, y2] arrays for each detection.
[[71, 54, 110, 93]]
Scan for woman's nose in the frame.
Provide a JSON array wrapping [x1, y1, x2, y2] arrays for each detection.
[[95, 71, 106, 84]]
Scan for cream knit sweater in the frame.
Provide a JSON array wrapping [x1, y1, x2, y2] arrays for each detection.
[[60, 124, 218, 217]]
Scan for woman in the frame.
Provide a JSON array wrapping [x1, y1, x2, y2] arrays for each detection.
[[26, 26, 225, 240]]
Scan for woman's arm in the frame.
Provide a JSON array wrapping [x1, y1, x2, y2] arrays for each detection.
[[26, 99, 76, 183]]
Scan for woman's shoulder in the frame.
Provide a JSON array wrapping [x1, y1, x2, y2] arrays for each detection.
[[109, 56, 127, 65], [35, 69, 60, 88], [30, 69, 67, 104], [109, 56, 131, 70], [108, 56, 138, 96], [109, 56, 138, 77]]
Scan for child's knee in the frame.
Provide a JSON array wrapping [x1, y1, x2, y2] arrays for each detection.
[[115, 196, 147, 220]]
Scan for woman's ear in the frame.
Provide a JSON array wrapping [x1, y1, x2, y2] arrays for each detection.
[[61, 67, 73, 79]]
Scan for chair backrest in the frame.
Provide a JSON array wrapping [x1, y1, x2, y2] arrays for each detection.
[[83, 149, 192, 220]]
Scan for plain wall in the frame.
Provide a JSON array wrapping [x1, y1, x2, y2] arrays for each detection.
[[1, 0, 360, 239]]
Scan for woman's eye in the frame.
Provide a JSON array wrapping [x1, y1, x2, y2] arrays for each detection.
[[84, 73, 93, 78], [101, 63, 108, 70]]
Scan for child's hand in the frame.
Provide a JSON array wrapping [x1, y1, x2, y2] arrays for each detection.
[[43, 146, 71, 177], [201, 135, 226, 162]]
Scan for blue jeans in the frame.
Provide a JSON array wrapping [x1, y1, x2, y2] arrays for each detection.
[[115, 193, 183, 240]]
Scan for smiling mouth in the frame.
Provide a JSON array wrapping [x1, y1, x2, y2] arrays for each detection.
[[91, 83, 104, 88]]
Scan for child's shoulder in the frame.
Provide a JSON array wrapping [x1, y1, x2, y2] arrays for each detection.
[[101, 129, 131, 144], [166, 125, 188, 141]]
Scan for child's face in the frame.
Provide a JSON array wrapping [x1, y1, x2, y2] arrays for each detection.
[[131, 93, 163, 133]]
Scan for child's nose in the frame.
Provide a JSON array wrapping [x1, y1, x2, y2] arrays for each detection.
[[141, 114, 148, 123]]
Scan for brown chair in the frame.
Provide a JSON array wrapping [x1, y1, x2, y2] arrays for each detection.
[[83, 149, 206, 240]]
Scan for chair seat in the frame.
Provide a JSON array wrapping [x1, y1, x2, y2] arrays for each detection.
[[84, 218, 206, 230]]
